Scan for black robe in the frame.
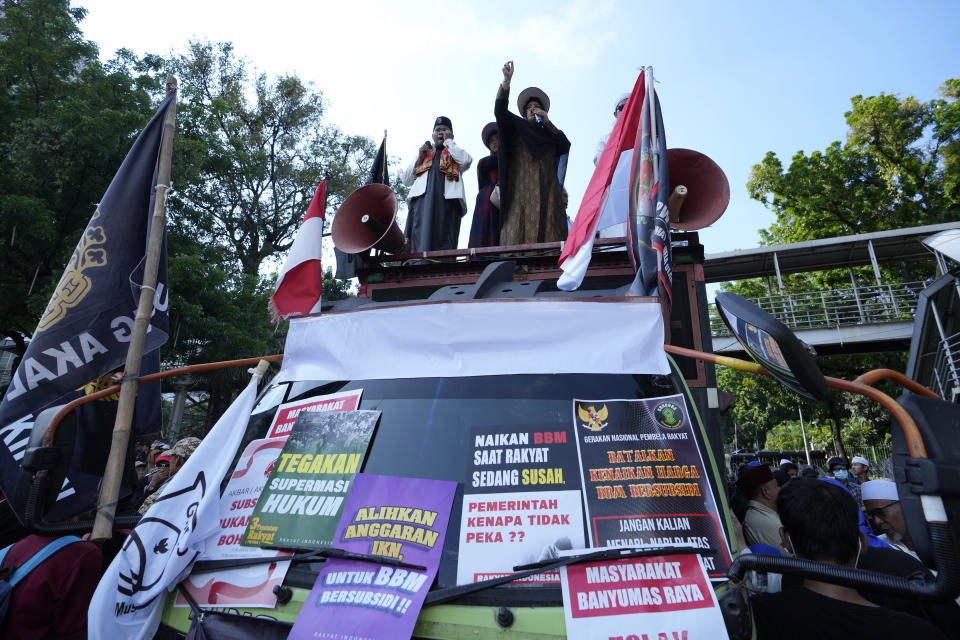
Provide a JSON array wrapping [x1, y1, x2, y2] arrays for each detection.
[[404, 147, 462, 253], [494, 87, 571, 245], [468, 154, 500, 248]]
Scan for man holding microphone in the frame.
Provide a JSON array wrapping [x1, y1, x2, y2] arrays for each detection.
[[401, 116, 473, 253]]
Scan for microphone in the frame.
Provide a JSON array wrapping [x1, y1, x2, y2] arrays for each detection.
[[534, 114, 543, 125]]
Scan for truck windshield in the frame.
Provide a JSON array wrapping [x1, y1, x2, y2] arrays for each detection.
[[271, 372, 698, 591]]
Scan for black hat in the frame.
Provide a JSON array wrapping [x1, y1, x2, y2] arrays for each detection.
[[434, 116, 452, 132], [517, 87, 550, 114], [481, 122, 498, 148]]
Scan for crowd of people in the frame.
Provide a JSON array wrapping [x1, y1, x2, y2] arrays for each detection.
[[402, 61, 581, 254], [729, 455, 958, 638], [0, 436, 202, 638]]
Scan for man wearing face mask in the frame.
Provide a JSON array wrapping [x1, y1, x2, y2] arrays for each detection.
[[401, 116, 473, 253], [827, 456, 862, 507], [750, 479, 947, 639]]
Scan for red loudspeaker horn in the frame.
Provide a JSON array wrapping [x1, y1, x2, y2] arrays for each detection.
[[666, 148, 730, 230], [331, 184, 406, 254]]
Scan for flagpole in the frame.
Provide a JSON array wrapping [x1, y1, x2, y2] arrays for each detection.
[[91, 76, 178, 542]]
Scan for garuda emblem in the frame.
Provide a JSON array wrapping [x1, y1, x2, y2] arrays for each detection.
[[37, 216, 108, 333], [577, 404, 609, 432]]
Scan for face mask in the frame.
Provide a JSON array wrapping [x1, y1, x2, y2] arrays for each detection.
[[834, 469, 848, 480]]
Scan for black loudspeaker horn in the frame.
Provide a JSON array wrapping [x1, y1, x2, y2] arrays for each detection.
[[666, 148, 730, 230], [331, 184, 406, 254]]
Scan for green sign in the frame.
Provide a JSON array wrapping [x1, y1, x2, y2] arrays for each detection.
[[242, 409, 380, 550]]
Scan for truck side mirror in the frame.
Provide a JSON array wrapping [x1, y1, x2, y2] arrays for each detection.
[[715, 292, 829, 401]]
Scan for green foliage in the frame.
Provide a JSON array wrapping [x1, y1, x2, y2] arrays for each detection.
[[166, 41, 376, 277], [0, 0, 162, 345], [763, 419, 834, 453], [749, 80, 960, 246], [719, 82, 958, 453], [322, 267, 352, 302]]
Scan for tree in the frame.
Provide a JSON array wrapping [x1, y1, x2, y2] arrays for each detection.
[[718, 81, 959, 453], [0, 0, 162, 353], [156, 41, 386, 425], [749, 79, 960, 246], [166, 41, 377, 278]]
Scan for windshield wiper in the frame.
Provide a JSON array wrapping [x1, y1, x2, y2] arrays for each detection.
[[191, 546, 426, 574], [423, 546, 715, 606]]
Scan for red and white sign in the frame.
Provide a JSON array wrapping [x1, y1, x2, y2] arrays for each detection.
[[560, 553, 727, 640], [457, 490, 585, 585], [178, 437, 291, 608], [265, 389, 363, 439]]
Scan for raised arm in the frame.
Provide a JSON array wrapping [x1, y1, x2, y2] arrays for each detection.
[[496, 60, 513, 117]]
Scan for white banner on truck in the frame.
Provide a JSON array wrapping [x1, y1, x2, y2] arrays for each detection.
[[278, 299, 668, 382]]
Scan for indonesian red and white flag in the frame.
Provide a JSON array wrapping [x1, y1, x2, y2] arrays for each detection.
[[557, 72, 646, 291], [269, 181, 326, 320]]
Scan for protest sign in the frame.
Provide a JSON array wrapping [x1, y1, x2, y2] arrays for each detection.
[[242, 410, 379, 549], [178, 437, 291, 608], [560, 553, 728, 639], [289, 474, 456, 640], [265, 389, 363, 439], [572, 396, 731, 577], [457, 424, 585, 585]]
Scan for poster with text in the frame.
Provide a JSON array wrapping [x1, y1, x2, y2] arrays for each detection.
[[560, 553, 728, 639], [178, 437, 291, 608], [242, 410, 379, 550], [289, 473, 457, 640], [457, 424, 585, 585], [266, 389, 363, 439], [572, 396, 731, 577]]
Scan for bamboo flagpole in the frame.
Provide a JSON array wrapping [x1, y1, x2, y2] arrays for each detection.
[[91, 76, 179, 541]]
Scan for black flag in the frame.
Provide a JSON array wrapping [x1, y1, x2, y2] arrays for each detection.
[[335, 135, 389, 280], [0, 92, 175, 519]]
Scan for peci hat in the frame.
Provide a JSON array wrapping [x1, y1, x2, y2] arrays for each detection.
[[862, 479, 898, 502], [481, 122, 498, 148], [434, 116, 452, 133], [517, 87, 550, 114], [737, 464, 775, 495], [851, 456, 870, 468]]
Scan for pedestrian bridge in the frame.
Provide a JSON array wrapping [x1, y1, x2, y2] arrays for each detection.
[[702, 223, 960, 355], [709, 281, 920, 355]]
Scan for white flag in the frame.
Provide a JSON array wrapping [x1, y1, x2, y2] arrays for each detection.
[[88, 369, 264, 639]]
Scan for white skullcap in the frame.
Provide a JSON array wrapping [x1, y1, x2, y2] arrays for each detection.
[[862, 479, 898, 501], [851, 456, 870, 467], [779, 458, 792, 466]]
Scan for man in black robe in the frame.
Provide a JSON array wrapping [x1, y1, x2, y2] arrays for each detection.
[[401, 116, 473, 253], [494, 61, 571, 246]]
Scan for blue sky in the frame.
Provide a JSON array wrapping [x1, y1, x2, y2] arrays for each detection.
[[79, 0, 959, 254]]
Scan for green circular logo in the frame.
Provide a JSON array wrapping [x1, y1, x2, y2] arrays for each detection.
[[654, 402, 683, 429]]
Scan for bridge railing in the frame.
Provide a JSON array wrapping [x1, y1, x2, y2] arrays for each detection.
[[710, 281, 925, 336]]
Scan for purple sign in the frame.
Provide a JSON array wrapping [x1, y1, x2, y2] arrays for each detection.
[[289, 474, 457, 640]]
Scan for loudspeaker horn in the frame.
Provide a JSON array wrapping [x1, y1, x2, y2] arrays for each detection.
[[666, 148, 730, 230], [331, 183, 406, 254]]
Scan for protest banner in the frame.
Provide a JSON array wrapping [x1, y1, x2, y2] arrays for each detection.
[[572, 396, 731, 577], [242, 410, 379, 549], [178, 437, 291, 608], [457, 424, 585, 585], [560, 553, 728, 639], [289, 473, 456, 640], [265, 389, 363, 439]]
